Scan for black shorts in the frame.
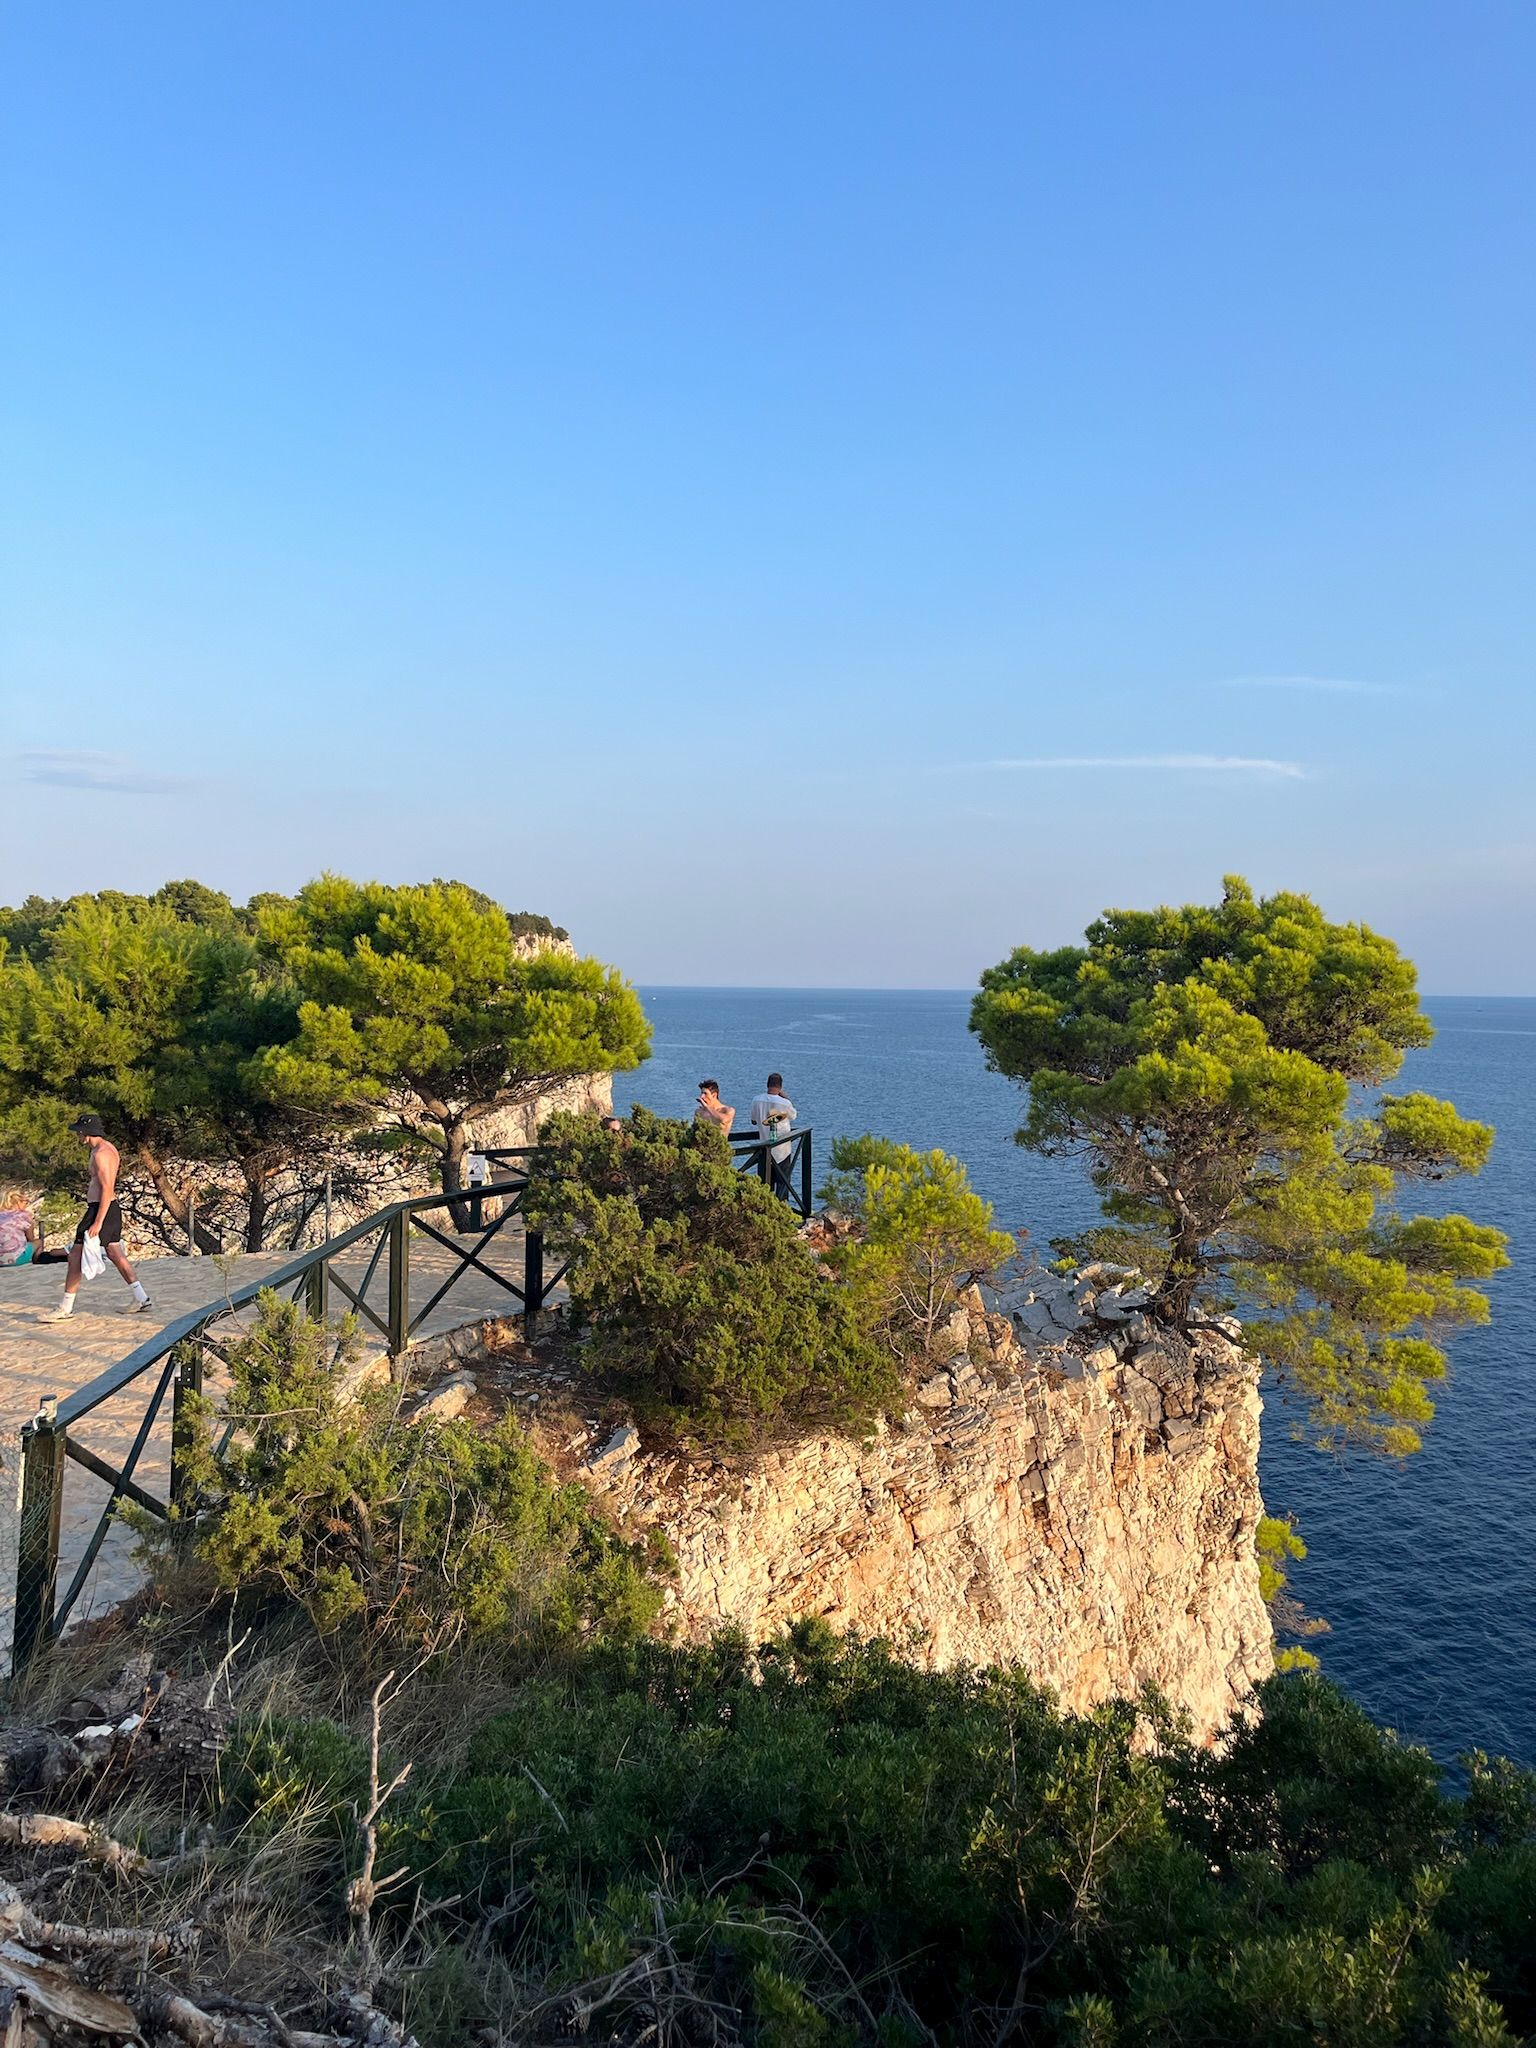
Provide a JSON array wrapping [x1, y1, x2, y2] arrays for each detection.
[[74, 1200, 124, 1247]]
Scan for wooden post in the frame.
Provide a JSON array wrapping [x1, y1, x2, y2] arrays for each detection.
[[170, 1344, 204, 1512], [306, 1258, 330, 1324], [13, 1407, 66, 1670], [187, 1195, 197, 1257], [523, 1229, 545, 1333], [387, 1210, 410, 1357]]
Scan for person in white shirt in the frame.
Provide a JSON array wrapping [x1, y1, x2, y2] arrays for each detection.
[[749, 1073, 797, 1167]]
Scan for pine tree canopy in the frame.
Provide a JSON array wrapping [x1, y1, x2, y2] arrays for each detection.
[[0, 874, 636, 1241], [249, 876, 650, 1195], [970, 877, 1509, 1454]]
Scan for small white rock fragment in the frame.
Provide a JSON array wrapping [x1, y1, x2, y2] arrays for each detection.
[[585, 1424, 641, 1475], [404, 1372, 477, 1421]]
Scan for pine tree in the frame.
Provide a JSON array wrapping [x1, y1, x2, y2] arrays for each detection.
[[251, 877, 650, 1212], [970, 877, 1508, 1453]]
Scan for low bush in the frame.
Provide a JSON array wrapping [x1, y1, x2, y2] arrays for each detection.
[[173, 1292, 660, 1649], [208, 1629, 1535, 2046], [524, 1108, 900, 1448], [820, 1133, 1016, 1359]]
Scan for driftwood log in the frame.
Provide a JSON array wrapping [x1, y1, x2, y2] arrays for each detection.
[[1, 1662, 230, 1810]]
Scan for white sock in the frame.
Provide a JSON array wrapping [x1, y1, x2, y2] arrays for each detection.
[[55, 1294, 76, 1315], [129, 1281, 148, 1303]]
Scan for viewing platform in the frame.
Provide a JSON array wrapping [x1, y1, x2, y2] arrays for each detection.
[[0, 1128, 814, 1674]]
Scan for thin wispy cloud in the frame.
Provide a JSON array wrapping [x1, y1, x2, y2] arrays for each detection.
[[19, 750, 196, 795], [1218, 674, 1412, 697], [980, 754, 1307, 779]]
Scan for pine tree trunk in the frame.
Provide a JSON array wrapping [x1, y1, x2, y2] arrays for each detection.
[[1155, 1226, 1205, 1325], [439, 1119, 472, 1231], [136, 1147, 222, 1255], [242, 1173, 270, 1253]]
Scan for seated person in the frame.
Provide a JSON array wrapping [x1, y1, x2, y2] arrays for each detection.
[[0, 1190, 42, 1267]]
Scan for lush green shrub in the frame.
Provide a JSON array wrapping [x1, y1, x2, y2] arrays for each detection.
[[217, 1631, 1536, 2046], [1255, 1513, 1307, 1603], [524, 1108, 900, 1448], [820, 1133, 1016, 1359], [176, 1292, 660, 1648]]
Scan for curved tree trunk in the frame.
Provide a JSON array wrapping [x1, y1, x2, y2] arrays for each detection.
[[241, 1170, 270, 1253], [1153, 1222, 1206, 1325], [135, 1145, 222, 1255], [439, 1118, 472, 1231]]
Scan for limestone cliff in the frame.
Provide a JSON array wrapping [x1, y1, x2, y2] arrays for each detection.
[[575, 1268, 1273, 1743], [466, 1069, 614, 1151]]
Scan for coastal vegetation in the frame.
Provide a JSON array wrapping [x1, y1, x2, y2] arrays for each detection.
[[971, 877, 1508, 1455], [524, 1107, 899, 1448], [520, 1114, 1015, 1445], [0, 876, 643, 1250], [819, 1132, 1016, 1361], [251, 877, 649, 1215], [12, 1589, 1535, 2045], [161, 1294, 660, 1650], [2, 878, 1526, 2042], [13, 1283, 1534, 2042]]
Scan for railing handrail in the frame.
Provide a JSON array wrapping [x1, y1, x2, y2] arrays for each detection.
[[38, 1131, 818, 1430], [8, 1127, 817, 1670], [478, 1127, 812, 1152], [49, 1177, 531, 1431]]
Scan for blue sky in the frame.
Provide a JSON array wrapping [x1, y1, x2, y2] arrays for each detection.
[[3, 4, 1532, 989]]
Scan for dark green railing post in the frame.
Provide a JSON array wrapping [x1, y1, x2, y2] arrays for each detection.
[[14, 1406, 65, 1670], [170, 1342, 204, 1513], [306, 1258, 329, 1324], [523, 1229, 544, 1330], [387, 1210, 410, 1357], [799, 1132, 813, 1218]]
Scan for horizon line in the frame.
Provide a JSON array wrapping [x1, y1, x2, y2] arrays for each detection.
[[631, 983, 1532, 1000]]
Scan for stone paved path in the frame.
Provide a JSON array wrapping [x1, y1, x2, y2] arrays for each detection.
[[0, 1223, 551, 1662]]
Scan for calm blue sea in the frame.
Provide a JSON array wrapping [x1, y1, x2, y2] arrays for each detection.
[[626, 988, 1535, 1769]]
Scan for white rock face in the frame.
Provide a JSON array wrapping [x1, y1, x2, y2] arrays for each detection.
[[581, 1284, 1273, 1744], [468, 1070, 615, 1151]]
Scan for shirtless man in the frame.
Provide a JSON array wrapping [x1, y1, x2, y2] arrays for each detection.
[[48, 1114, 153, 1319], [694, 1080, 736, 1135]]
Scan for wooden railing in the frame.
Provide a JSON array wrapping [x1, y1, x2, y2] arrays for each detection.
[[7, 1125, 816, 1673], [476, 1126, 816, 1220], [728, 1125, 815, 1217], [8, 1173, 552, 1672]]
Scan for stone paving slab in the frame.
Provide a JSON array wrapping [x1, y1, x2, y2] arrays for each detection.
[[0, 1226, 553, 1661]]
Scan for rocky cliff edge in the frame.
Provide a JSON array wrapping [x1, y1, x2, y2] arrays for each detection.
[[569, 1265, 1273, 1743]]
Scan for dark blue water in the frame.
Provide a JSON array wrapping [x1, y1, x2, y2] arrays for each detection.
[[626, 989, 1533, 1768]]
